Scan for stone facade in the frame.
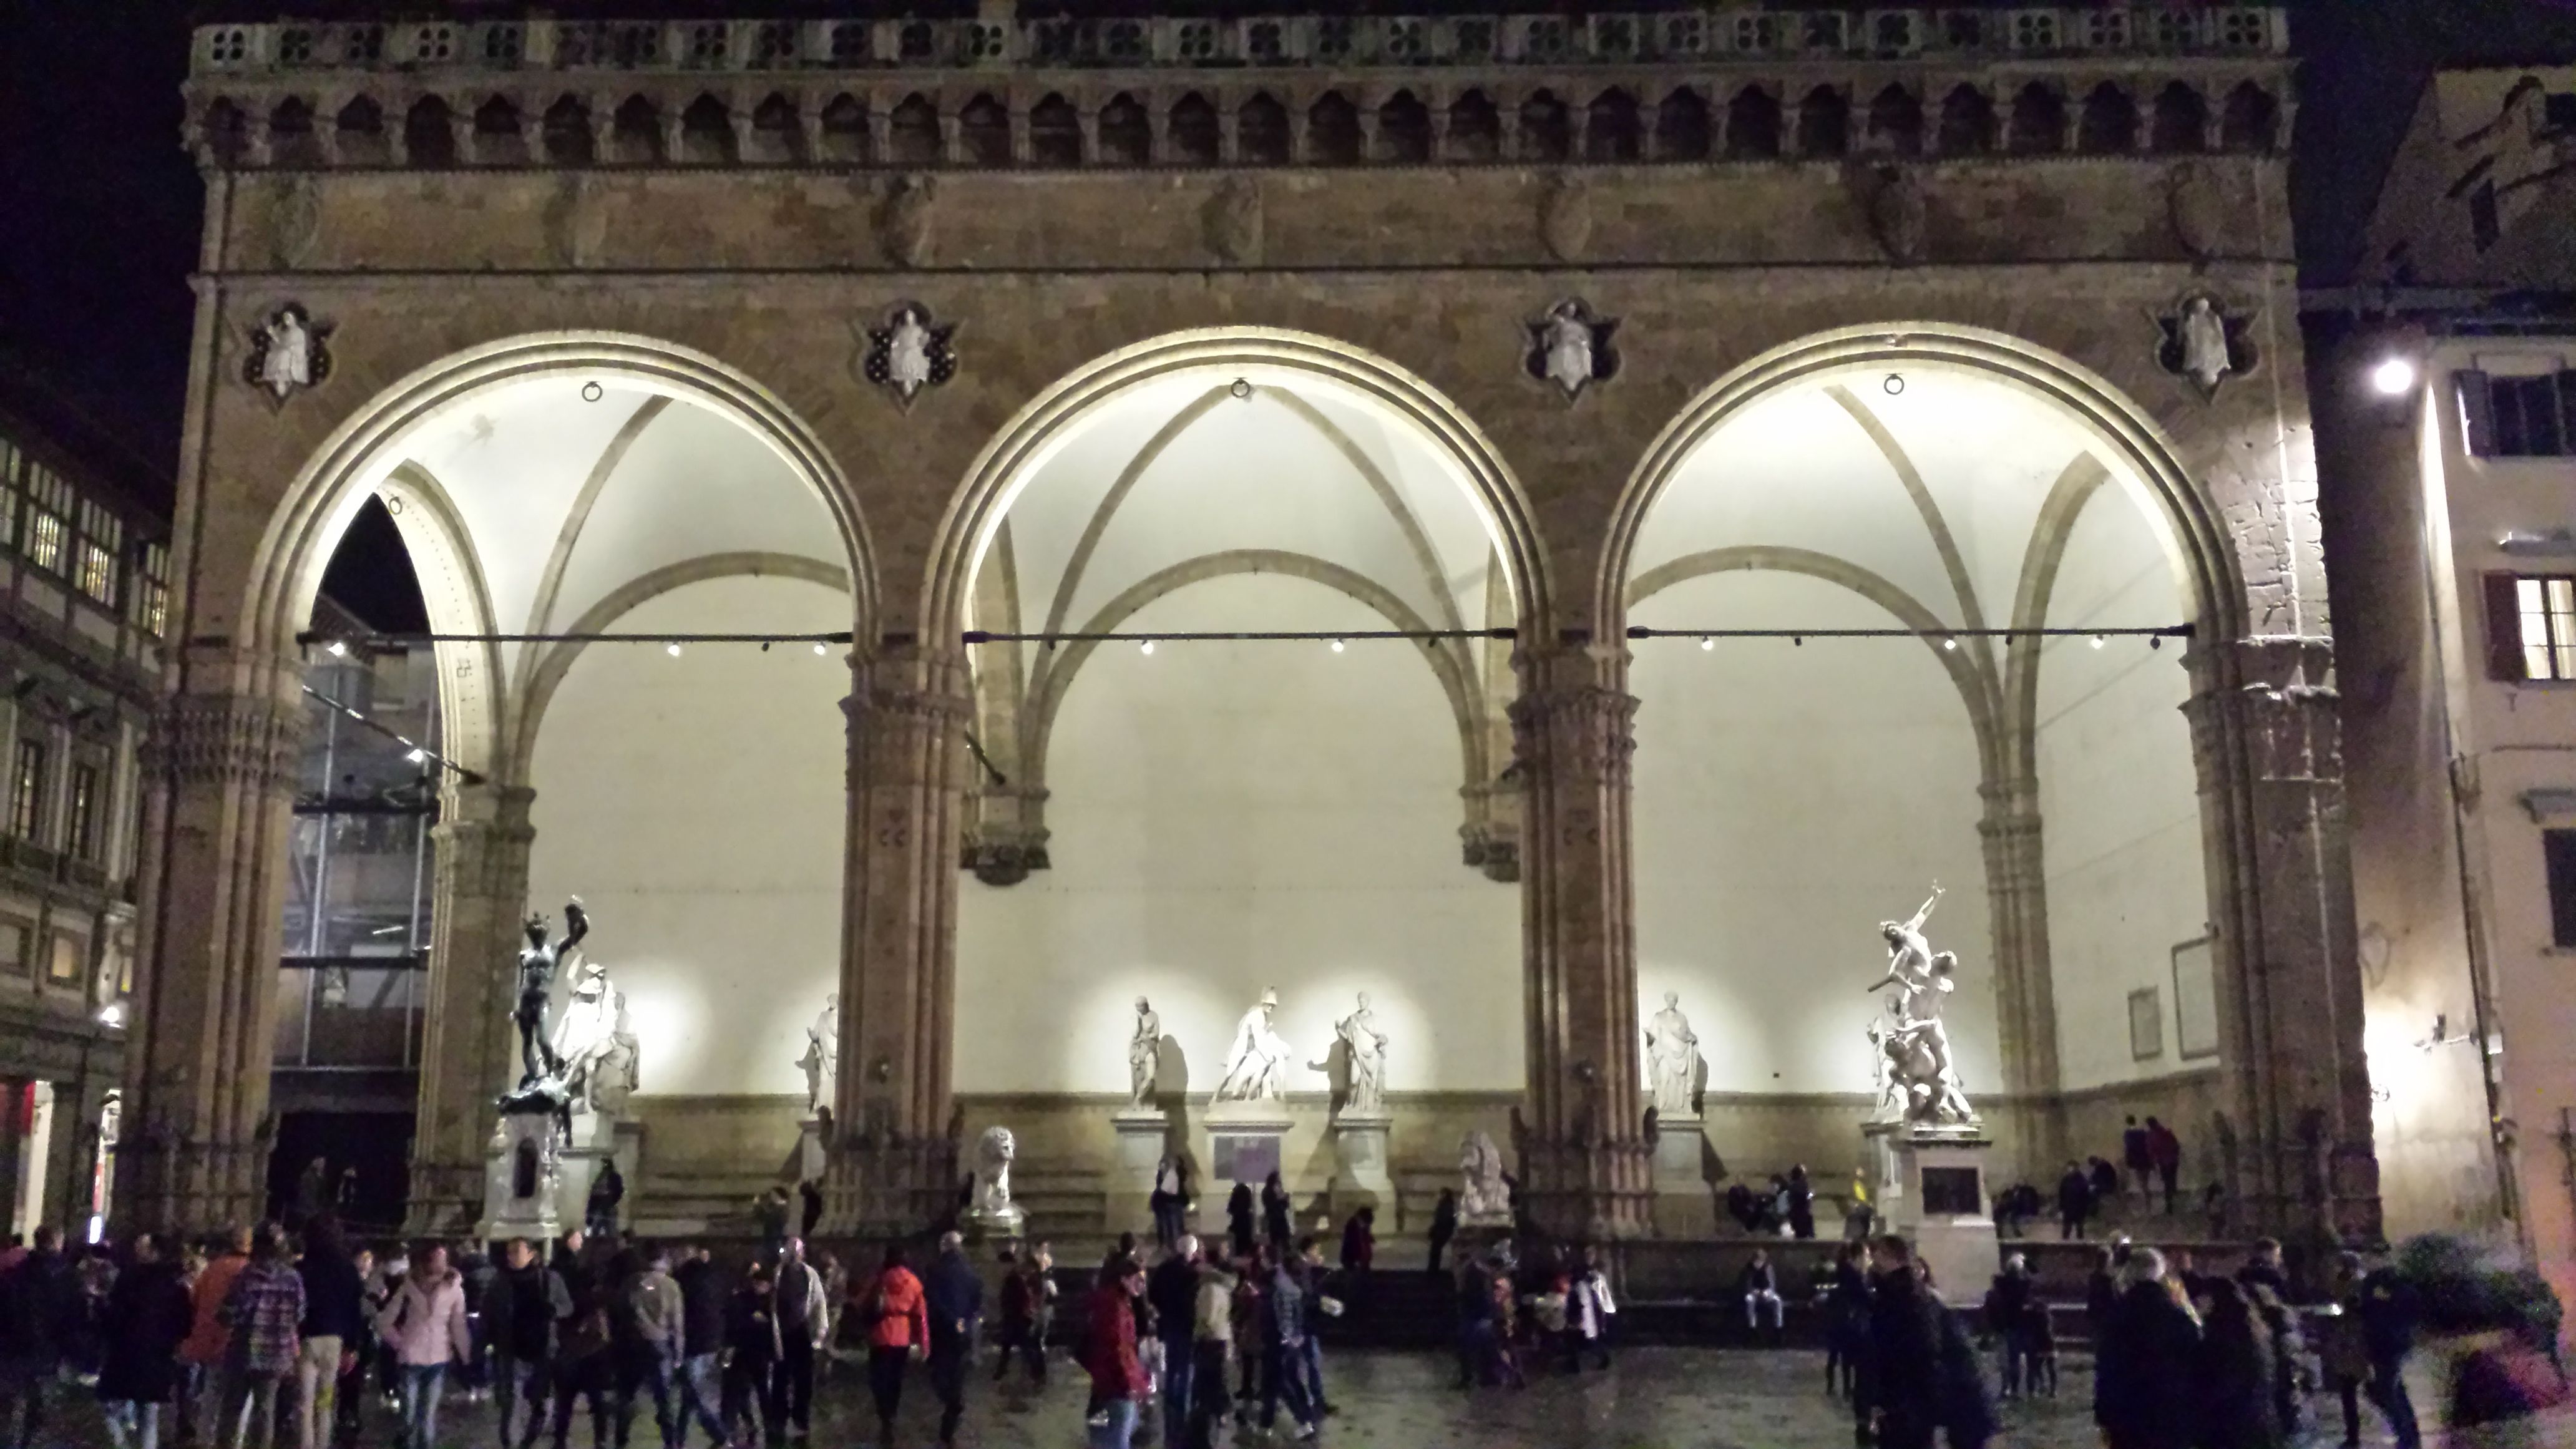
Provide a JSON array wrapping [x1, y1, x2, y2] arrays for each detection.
[[131, 4, 2386, 1244]]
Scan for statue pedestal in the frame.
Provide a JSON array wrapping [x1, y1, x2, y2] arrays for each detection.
[[1651, 1112, 1716, 1237], [1329, 1113, 1393, 1210], [1110, 1108, 1170, 1233], [481, 1109, 567, 1243], [797, 1117, 828, 1184], [558, 1111, 640, 1236], [1863, 1120, 1995, 1301], [964, 1201, 1027, 1241], [1203, 1101, 1291, 1231]]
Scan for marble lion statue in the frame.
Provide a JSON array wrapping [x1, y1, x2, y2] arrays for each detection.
[[1458, 1129, 1510, 1219], [972, 1125, 1017, 1217]]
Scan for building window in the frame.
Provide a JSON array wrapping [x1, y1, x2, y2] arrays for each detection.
[[132, 542, 169, 637], [2471, 180, 2501, 251], [46, 933, 79, 985], [2457, 369, 2576, 457], [66, 763, 98, 862], [72, 497, 122, 606], [21, 461, 71, 575], [11, 739, 45, 841], [2486, 573, 2576, 680], [0, 436, 20, 552], [2549, 830, 2576, 947]]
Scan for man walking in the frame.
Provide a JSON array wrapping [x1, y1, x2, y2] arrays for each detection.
[[2144, 1118, 2182, 1216], [485, 1239, 570, 1449], [294, 1221, 364, 1449], [922, 1232, 982, 1448], [219, 1224, 308, 1449], [666, 1249, 726, 1449], [616, 1246, 683, 1449], [1146, 1237, 1202, 1449], [0, 1224, 77, 1449], [768, 1241, 829, 1442], [2120, 1117, 2152, 1203]]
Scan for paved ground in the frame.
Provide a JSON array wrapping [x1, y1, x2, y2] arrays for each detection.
[[46, 1349, 2436, 1449]]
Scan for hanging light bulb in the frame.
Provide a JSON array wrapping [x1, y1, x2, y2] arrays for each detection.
[[1139, 640, 1155, 656], [666, 642, 683, 657], [2091, 634, 2107, 650], [1330, 639, 1345, 653], [1941, 637, 1959, 651], [325, 640, 348, 657], [1699, 637, 1714, 651], [813, 642, 828, 656]]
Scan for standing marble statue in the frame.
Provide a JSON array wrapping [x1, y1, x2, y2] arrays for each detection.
[[1866, 887, 1974, 1124], [1458, 1130, 1511, 1223], [1643, 992, 1701, 1118], [2180, 295, 2233, 392], [1128, 997, 1161, 1106], [1335, 993, 1388, 1115], [798, 995, 839, 1119], [514, 899, 588, 1086], [1212, 988, 1294, 1105]]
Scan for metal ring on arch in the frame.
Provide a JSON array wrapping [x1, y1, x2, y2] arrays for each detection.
[[1594, 322, 2245, 646], [924, 326, 1553, 642], [245, 330, 881, 670]]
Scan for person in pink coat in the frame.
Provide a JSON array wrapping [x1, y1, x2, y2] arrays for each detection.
[[374, 1244, 472, 1449]]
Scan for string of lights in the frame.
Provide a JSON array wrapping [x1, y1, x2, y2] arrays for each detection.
[[300, 623, 2191, 653], [300, 683, 482, 784]]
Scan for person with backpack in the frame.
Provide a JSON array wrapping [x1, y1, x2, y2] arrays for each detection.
[[373, 1242, 469, 1449], [768, 1241, 830, 1442], [853, 1246, 926, 1447], [98, 1232, 195, 1449]]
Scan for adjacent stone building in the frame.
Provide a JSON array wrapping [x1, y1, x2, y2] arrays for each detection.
[[135, 3, 2381, 1252], [2315, 64, 2576, 1315], [0, 366, 168, 1240]]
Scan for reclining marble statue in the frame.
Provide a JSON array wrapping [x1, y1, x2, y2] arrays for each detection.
[[1866, 886, 1975, 1125]]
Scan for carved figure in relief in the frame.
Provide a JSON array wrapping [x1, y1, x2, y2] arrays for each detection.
[[2180, 295, 2233, 392]]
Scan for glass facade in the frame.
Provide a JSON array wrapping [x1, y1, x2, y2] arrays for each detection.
[[273, 643, 440, 1071]]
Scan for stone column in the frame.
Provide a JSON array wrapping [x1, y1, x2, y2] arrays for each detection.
[[405, 783, 537, 1236], [820, 646, 973, 1234], [2186, 635, 2379, 1242], [120, 667, 305, 1233], [1507, 645, 1652, 1240]]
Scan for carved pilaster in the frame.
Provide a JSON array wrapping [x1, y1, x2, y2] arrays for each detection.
[[1506, 646, 1651, 1240], [821, 647, 973, 1235], [2184, 635, 2379, 1244], [122, 683, 306, 1234], [406, 782, 537, 1236], [1976, 776, 2059, 1103]]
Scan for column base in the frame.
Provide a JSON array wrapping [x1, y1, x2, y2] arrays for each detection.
[[1521, 1136, 1654, 1241]]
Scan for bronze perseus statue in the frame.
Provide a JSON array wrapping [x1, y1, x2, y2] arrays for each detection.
[[515, 898, 588, 1086]]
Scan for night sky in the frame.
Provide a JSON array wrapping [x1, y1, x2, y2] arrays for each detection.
[[7, 0, 2576, 630]]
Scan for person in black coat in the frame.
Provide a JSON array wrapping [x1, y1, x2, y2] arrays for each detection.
[[1226, 1184, 1257, 1261], [1933, 1292, 1997, 1449], [922, 1232, 983, 1448], [2056, 1161, 2092, 1240], [1785, 1165, 1817, 1241], [2195, 1279, 2281, 1449], [485, 1238, 573, 1449], [2093, 1250, 2203, 1449], [667, 1248, 727, 1449], [1864, 1239, 1946, 1449], [1259, 1173, 1291, 1256], [97, 1234, 193, 1449], [0, 1224, 79, 1449], [1425, 1191, 1457, 1277]]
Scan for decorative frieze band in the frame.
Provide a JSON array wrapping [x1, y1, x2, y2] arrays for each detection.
[[150, 693, 304, 793], [1509, 684, 1641, 788]]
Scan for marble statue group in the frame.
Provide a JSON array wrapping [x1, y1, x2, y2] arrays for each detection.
[[1866, 886, 1977, 1126], [503, 897, 640, 1120]]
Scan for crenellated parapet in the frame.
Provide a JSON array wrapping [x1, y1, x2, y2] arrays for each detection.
[[183, 7, 2291, 173]]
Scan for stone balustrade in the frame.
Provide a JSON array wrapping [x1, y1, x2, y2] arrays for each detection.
[[183, 7, 2291, 172]]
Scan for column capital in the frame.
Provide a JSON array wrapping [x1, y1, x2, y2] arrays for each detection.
[[149, 691, 304, 795]]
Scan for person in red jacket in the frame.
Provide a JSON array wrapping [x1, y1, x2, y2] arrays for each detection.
[[857, 1246, 927, 1445], [1085, 1257, 1149, 1449]]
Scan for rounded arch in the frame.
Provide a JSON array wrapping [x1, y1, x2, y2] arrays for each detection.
[[924, 327, 1550, 641], [1596, 322, 2239, 642], [246, 330, 881, 688]]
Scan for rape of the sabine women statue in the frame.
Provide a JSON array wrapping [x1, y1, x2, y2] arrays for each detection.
[[1866, 886, 1976, 1126]]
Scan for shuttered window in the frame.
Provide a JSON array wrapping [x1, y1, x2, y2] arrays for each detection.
[[2486, 572, 2576, 680], [2457, 369, 2576, 457]]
